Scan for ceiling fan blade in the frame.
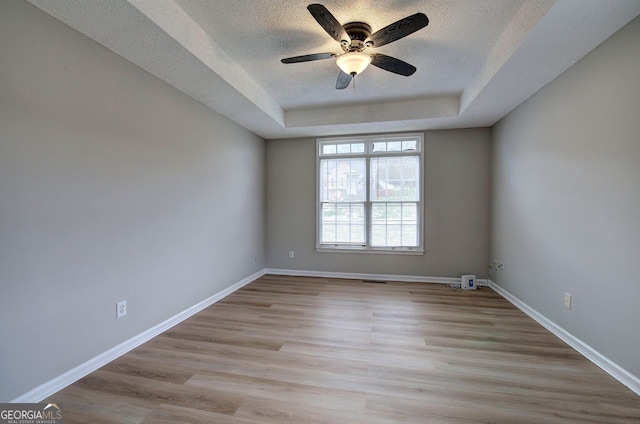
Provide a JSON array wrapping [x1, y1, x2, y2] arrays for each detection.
[[307, 4, 351, 45], [336, 70, 352, 89], [370, 53, 416, 76], [366, 12, 428, 48], [281, 53, 336, 64]]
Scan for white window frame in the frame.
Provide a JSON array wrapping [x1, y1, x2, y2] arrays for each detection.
[[316, 133, 424, 255]]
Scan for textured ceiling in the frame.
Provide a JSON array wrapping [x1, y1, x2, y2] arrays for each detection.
[[27, 0, 640, 139]]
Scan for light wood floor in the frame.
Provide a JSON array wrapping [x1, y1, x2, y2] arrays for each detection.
[[47, 275, 640, 423]]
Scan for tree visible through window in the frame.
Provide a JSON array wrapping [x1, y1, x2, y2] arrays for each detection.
[[317, 134, 423, 253]]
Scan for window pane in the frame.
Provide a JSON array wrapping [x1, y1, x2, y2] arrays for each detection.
[[320, 141, 367, 156], [372, 142, 386, 152], [351, 143, 365, 153], [372, 139, 418, 153], [337, 143, 351, 154], [372, 203, 386, 220], [321, 203, 365, 244], [387, 141, 401, 151], [322, 144, 336, 155], [336, 204, 350, 221], [336, 224, 350, 241], [402, 140, 417, 151], [320, 158, 366, 202], [371, 224, 386, 246], [370, 202, 418, 247], [351, 224, 364, 243], [387, 224, 401, 246], [371, 156, 419, 201], [322, 203, 336, 219], [387, 204, 401, 220], [322, 224, 335, 243], [402, 204, 417, 220], [402, 224, 417, 246]]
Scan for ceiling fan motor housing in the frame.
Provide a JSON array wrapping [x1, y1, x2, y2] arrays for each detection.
[[342, 22, 373, 51]]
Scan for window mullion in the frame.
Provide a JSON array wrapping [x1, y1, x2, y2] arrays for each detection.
[[365, 153, 371, 248]]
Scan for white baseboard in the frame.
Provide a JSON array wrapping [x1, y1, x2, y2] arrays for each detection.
[[265, 268, 489, 286], [23, 269, 633, 404], [489, 280, 640, 397], [12, 269, 266, 403]]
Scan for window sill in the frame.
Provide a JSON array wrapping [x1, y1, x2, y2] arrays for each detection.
[[316, 246, 424, 255]]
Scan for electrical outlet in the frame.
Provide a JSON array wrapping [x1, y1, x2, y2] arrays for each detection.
[[288, 251, 295, 259], [563, 292, 571, 309], [116, 300, 127, 318]]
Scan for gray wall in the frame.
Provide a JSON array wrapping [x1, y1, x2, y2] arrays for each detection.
[[491, 16, 640, 378], [0, 0, 265, 401], [266, 129, 491, 278]]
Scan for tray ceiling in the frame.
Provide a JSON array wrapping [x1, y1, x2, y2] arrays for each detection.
[[27, 0, 640, 139]]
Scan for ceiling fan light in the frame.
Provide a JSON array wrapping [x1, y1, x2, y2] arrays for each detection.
[[336, 52, 372, 76]]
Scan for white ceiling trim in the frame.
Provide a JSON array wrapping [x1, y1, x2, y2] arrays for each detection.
[[460, 0, 640, 124], [286, 95, 459, 128], [126, 0, 285, 127], [460, 0, 556, 114]]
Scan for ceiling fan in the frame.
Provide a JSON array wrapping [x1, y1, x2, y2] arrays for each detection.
[[281, 4, 429, 89]]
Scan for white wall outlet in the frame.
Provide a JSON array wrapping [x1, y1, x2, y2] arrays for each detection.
[[116, 300, 127, 318], [288, 251, 295, 259], [564, 292, 572, 309]]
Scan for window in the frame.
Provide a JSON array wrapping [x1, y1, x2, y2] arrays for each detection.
[[317, 134, 423, 254]]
